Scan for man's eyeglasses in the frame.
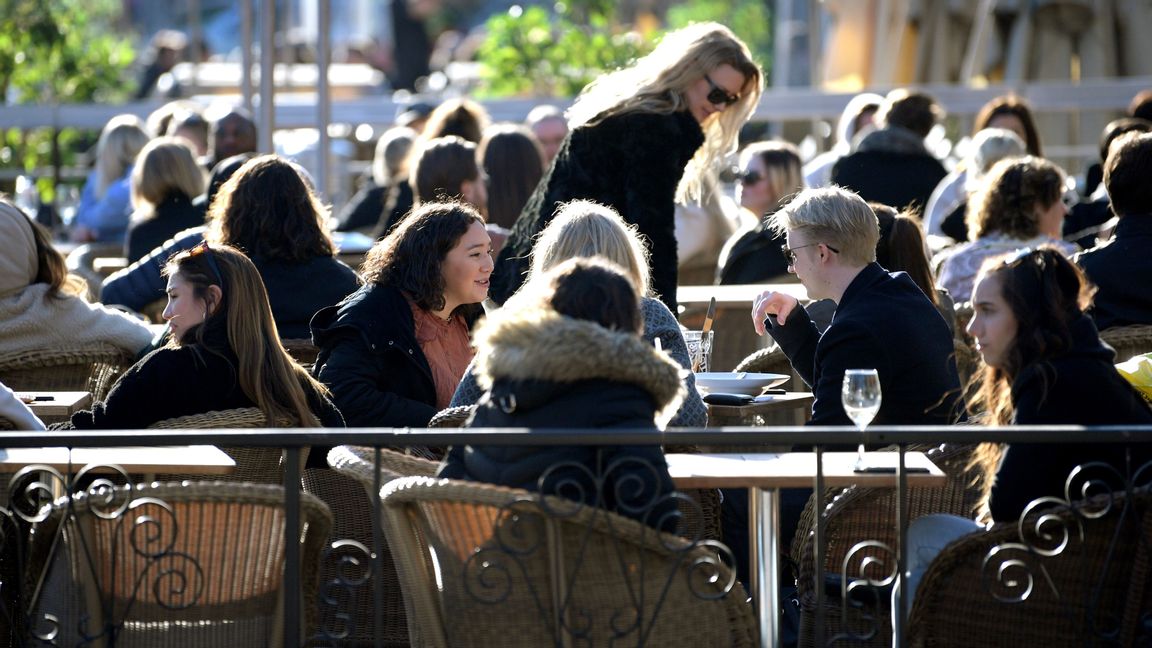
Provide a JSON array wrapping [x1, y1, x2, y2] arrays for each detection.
[[781, 242, 840, 266], [704, 74, 740, 107], [189, 240, 225, 287]]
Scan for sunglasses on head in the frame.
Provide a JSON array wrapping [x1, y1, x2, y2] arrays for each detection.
[[704, 74, 740, 107], [188, 240, 225, 287]]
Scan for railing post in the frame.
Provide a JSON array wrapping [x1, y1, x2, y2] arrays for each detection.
[[894, 444, 908, 647], [284, 446, 302, 647], [814, 445, 825, 648], [373, 446, 385, 648]]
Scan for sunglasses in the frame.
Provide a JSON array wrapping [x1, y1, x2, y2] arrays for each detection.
[[189, 240, 225, 287], [740, 170, 763, 185], [704, 74, 740, 107], [781, 242, 840, 266]]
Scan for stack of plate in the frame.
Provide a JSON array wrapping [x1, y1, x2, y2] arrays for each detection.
[[694, 372, 789, 396]]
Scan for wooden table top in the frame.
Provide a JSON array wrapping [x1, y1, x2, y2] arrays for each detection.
[[0, 445, 236, 475], [666, 451, 945, 489], [21, 392, 92, 421], [678, 283, 809, 306]]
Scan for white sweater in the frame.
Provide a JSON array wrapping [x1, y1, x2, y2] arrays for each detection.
[[0, 381, 44, 430], [0, 284, 154, 357]]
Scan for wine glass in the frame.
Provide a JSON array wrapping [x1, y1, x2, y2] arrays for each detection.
[[842, 369, 882, 469]]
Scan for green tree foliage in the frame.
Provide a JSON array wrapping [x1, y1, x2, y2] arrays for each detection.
[[476, 1, 773, 99], [666, 0, 773, 83], [476, 2, 653, 98], [0, 0, 136, 197]]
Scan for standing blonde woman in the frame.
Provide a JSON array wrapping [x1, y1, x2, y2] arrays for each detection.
[[124, 137, 207, 263], [490, 22, 763, 313], [73, 115, 151, 243]]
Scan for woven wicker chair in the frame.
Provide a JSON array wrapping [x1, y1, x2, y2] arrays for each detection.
[[23, 481, 332, 647], [306, 446, 439, 647], [379, 476, 758, 648], [1100, 324, 1152, 363], [282, 338, 321, 369], [0, 343, 137, 402], [66, 242, 123, 301], [792, 443, 1001, 647], [428, 404, 475, 428], [908, 489, 1152, 646], [149, 407, 303, 484]]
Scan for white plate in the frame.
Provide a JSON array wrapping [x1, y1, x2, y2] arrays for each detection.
[[694, 372, 790, 396]]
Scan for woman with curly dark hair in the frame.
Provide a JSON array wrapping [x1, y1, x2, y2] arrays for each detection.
[[204, 154, 360, 338], [311, 200, 492, 427]]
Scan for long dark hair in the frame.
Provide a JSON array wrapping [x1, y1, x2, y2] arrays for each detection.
[[968, 247, 1094, 425], [207, 155, 335, 262], [479, 125, 544, 229], [872, 203, 940, 307], [360, 201, 485, 316], [974, 95, 1043, 157], [164, 243, 329, 426]]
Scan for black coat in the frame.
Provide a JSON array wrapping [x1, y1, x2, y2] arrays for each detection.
[[69, 323, 343, 430], [831, 128, 947, 214], [718, 222, 790, 285], [1076, 216, 1152, 331], [490, 110, 705, 313], [312, 283, 439, 427], [123, 193, 205, 263], [989, 315, 1152, 522], [437, 306, 685, 531], [766, 263, 964, 426]]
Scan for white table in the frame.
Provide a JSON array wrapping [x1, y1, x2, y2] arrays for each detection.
[[21, 391, 92, 425], [0, 445, 236, 475], [667, 451, 945, 648]]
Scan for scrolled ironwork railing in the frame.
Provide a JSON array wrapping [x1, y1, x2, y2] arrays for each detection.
[[0, 424, 1150, 648]]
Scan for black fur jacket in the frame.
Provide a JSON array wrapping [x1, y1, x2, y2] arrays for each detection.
[[489, 109, 706, 314], [438, 303, 686, 530]]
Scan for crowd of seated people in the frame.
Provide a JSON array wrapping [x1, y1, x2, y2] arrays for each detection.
[[4, 55, 1151, 620]]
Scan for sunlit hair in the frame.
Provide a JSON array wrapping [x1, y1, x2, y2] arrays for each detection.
[[966, 156, 1064, 241], [834, 92, 883, 150], [768, 187, 878, 266], [146, 99, 201, 143], [965, 128, 1027, 193], [360, 201, 485, 315], [1105, 131, 1152, 216], [0, 199, 83, 299], [206, 155, 335, 262], [877, 89, 943, 139], [544, 257, 642, 334], [131, 137, 206, 221], [373, 126, 416, 186], [421, 97, 491, 144], [527, 199, 651, 297], [872, 203, 939, 306], [94, 115, 151, 198], [1098, 118, 1152, 165], [565, 22, 763, 203], [410, 136, 480, 206], [479, 124, 544, 229], [739, 140, 803, 215], [967, 247, 1095, 425], [167, 109, 210, 154], [163, 243, 330, 426], [974, 94, 1043, 157]]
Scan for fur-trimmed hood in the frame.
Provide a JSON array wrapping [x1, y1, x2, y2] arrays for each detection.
[[474, 304, 687, 426]]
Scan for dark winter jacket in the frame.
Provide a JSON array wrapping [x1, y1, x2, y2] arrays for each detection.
[[68, 321, 344, 430], [490, 110, 706, 313], [989, 315, 1152, 522], [124, 193, 205, 263], [718, 220, 790, 285], [438, 303, 686, 531], [312, 282, 470, 427], [831, 127, 947, 214], [765, 263, 964, 427], [1076, 215, 1152, 331], [101, 227, 359, 339]]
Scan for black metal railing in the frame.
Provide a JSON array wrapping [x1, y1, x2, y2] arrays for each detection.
[[1, 424, 1151, 648]]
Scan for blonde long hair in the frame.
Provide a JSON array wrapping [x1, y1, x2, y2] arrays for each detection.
[[95, 115, 151, 198], [566, 22, 763, 202], [527, 199, 651, 297], [165, 244, 330, 427]]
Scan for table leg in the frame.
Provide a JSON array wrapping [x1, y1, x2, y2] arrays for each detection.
[[750, 487, 780, 648]]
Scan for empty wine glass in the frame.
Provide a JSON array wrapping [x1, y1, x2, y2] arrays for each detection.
[[842, 369, 882, 468]]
